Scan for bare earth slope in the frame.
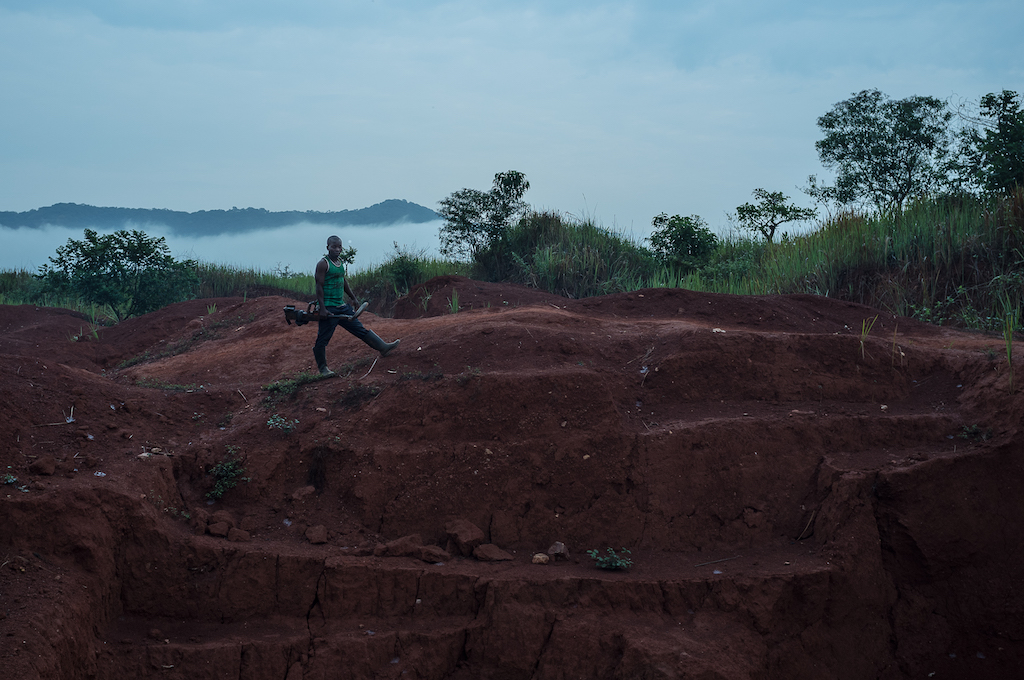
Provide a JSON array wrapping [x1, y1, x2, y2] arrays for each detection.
[[1, 276, 1022, 679]]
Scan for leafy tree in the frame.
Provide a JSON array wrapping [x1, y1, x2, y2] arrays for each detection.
[[648, 213, 718, 271], [734, 189, 816, 242], [437, 170, 530, 259], [37, 229, 198, 319], [812, 89, 953, 213], [960, 90, 1024, 194]]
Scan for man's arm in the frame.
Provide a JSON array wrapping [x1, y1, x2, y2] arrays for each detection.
[[314, 258, 328, 312]]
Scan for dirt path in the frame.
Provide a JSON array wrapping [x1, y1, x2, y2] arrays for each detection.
[[1, 277, 1022, 679]]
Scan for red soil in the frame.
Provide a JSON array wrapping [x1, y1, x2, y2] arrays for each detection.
[[1, 276, 1022, 679]]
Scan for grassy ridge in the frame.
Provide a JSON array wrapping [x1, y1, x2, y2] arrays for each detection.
[[3, 191, 1023, 332]]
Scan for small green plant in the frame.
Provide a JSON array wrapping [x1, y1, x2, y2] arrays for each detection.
[[267, 413, 299, 433], [217, 412, 234, 428], [3, 473, 18, 485], [448, 289, 460, 314], [206, 446, 251, 500], [206, 303, 217, 315], [420, 290, 433, 311], [192, 412, 204, 421], [860, 315, 878, 360], [960, 424, 993, 442], [587, 547, 633, 571]]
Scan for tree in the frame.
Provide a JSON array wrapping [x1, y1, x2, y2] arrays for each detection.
[[735, 189, 816, 242], [961, 90, 1024, 194], [648, 213, 718, 271], [37, 229, 198, 320], [812, 89, 953, 213], [437, 170, 530, 259]]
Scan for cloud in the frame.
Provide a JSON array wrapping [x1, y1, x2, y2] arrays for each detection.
[[0, 0, 1021, 243]]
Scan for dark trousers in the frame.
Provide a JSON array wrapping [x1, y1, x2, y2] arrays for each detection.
[[314, 304, 370, 351]]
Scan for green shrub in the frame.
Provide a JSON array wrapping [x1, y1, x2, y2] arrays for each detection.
[[206, 447, 251, 500], [587, 547, 633, 570], [36, 229, 199, 320]]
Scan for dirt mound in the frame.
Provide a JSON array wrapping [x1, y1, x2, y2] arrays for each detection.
[[1, 280, 1022, 679]]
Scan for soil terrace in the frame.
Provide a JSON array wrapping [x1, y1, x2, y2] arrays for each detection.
[[1, 276, 1022, 679]]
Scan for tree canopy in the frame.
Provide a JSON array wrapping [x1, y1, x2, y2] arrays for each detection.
[[437, 171, 530, 260], [37, 229, 198, 320], [648, 213, 718, 270], [812, 89, 953, 213], [735, 189, 816, 243]]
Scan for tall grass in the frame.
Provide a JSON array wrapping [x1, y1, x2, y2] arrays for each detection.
[[477, 211, 656, 299]]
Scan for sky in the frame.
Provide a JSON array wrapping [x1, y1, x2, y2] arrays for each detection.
[[1, 0, 1022, 269]]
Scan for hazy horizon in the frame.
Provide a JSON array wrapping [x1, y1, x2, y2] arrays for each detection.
[[0, 220, 445, 275]]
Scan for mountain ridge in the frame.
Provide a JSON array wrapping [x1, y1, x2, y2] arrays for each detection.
[[0, 199, 440, 236]]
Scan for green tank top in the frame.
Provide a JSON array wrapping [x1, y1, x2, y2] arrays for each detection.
[[323, 257, 345, 306]]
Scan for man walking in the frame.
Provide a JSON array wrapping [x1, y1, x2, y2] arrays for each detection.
[[313, 235, 400, 376]]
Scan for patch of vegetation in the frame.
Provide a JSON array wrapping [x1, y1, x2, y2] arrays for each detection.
[[206, 446, 251, 500], [587, 547, 633, 571], [147, 490, 191, 520], [217, 412, 234, 428], [396, 369, 444, 383], [263, 371, 324, 397], [337, 383, 381, 410], [267, 413, 299, 433], [134, 377, 200, 392], [959, 424, 993, 442]]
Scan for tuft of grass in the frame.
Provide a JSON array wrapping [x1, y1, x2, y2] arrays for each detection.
[[448, 289, 460, 314], [860, 315, 878, 360], [1002, 297, 1018, 394], [337, 383, 382, 410], [263, 371, 324, 399], [135, 377, 200, 392]]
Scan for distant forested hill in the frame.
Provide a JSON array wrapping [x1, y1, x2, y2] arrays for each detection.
[[0, 199, 440, 236]]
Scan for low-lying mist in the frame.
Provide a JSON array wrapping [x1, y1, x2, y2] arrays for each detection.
[[0, 221, 444, 274]]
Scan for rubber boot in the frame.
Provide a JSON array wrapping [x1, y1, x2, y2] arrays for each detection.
[[364, 330, 400, 357], [313, 346, 335, 377]]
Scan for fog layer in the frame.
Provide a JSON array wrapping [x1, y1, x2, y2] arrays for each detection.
[[1, 221, 444, 274]]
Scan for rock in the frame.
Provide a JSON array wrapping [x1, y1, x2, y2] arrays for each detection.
[[532, 553, 550, 564], [292, 485, 317, 501], [191, 508, 211, 527], [227, 527, 251, 542], [382, 534, 423, 557], [29, 456, 55, 476], [349, 543, 375, 556], [473, 543, 514, 562], [445, 519, 485, 557], [419, 545, 450, 563], [207, 521, 230, 538], [547, 541, 570, 561], [305, 525, 328, 544], [211, 510, 236, 529]]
